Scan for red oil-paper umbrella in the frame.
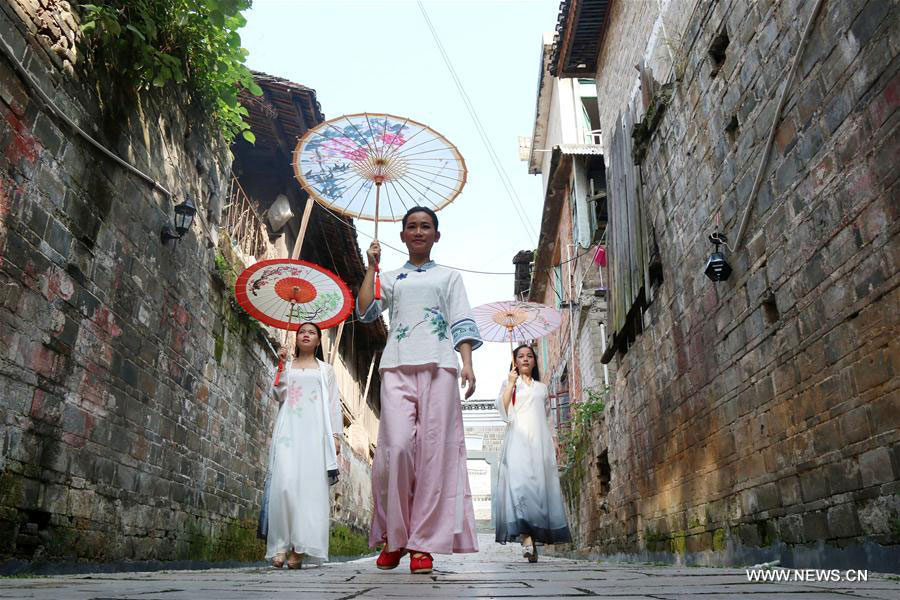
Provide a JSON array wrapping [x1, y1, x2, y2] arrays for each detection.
[[235, 259, 352, 385]]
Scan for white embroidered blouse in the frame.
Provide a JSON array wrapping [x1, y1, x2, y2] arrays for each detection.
[[356, 261, 482, 371]]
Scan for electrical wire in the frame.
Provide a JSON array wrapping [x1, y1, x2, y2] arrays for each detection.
[[417, 1, 539, 244], [0, 22, 589, 281], [0, 31, 215, 240], [312, 197, 596, 275]]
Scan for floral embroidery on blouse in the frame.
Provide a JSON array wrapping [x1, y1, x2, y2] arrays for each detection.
[[393, 306, 448, 343], [426, 306, 448, 340], [355, 262, 483, 369], [394, 324, 411, 341]]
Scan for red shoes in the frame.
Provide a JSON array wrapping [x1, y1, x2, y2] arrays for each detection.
[[409, 551, 433, 574], [376, 547, 433, 574], [376, 547, 406, 570]]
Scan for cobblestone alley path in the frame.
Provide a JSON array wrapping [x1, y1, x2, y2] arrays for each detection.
[[1, 535, 897, 599]]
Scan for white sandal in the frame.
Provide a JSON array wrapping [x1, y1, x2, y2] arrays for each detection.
[[522, 538, 538, 563]]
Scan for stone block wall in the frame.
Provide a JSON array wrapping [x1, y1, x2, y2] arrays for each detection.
[[0, 0, 281, 563], [593, 0, 666, 152], [569, 0, 899, 570]]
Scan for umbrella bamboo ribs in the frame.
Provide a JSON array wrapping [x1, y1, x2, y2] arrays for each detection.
[[291, 112, 468, 303], [233, 259, 354, 386], [472, 299, 564, 359]]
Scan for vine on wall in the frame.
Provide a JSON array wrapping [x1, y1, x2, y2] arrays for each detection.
[[214, 247, 263, 334], [559, 387, 607, 469], [79, 0, 263, 141], [558, 387, 607, 511]]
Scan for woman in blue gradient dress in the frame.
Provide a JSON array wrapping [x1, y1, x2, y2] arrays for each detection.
[[493, 344, 571, 562]]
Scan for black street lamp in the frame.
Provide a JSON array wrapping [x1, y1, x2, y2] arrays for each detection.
[[161, 196, 197, 244], [704, 231, 732, 282]]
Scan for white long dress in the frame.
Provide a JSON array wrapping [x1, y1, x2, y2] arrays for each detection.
[[266, 360, 341, 562], [492, 379, 572, 544]]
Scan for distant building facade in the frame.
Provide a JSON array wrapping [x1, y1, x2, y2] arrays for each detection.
[[462, 398, 505, 521], [522, 33, 611, 447]]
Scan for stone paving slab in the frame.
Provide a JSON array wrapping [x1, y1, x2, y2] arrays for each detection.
[[1, 535, 897, 599]]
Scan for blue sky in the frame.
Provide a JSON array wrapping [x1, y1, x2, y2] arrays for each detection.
[[242, 0, 560, 398]]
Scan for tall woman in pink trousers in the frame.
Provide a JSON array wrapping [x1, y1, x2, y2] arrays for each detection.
[[356, 206, 482, 574]]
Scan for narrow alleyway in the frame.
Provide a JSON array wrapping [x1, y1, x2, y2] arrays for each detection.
[[1, 534, 897, 599]]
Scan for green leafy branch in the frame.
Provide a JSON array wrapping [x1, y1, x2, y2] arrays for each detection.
[[557, 386, 607, 506], [79, 0, 263, 142]]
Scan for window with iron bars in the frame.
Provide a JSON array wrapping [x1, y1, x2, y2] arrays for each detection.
[[550, 365, 571, 437], [554, 390, 571, 433]]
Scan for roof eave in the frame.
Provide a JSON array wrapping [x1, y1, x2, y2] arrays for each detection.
[[550, 0, 613, 78], [528, 147, 574, 302], [528, 40, 555, 174]]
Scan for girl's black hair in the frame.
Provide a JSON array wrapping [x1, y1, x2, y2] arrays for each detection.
[[511, 344, 540, 382], [294, 321, 325, 361], [401, 206, 439, 231]]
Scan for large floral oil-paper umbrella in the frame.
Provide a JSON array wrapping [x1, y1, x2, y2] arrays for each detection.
[[471, 300, 563, 349], [235, 259, 352, 384], [292, 113, 466, 299]]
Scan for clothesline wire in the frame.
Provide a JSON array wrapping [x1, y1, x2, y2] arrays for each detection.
[[417, 1, 539, 244], [312, 198, 597, 276]]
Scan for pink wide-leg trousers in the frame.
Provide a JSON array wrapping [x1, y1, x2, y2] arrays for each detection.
[[369, 365, 478, 554]]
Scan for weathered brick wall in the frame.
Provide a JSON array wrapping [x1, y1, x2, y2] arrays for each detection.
[[535, 195, 582, 403], [593, 0, 663, 159], [0, 1, 280, 563], [568, 0, 899, 570], [575, 252, 610, 393]]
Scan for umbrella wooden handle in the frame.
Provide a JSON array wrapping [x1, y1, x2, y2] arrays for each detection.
[[374, 181, 381, 300]]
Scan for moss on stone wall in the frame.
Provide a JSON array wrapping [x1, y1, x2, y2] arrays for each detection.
[[176, 518, 264, 562], [644, 528, 667, 553], [712, 528, 727, 551], [215, 238, 265, 339], [670, 530, 687, 555], [0, 472, 20, 507], [213, 520, 265, 562], [329, 523, 371, 557], [214, 333, 225, 364], [560, 435, 589, 509]]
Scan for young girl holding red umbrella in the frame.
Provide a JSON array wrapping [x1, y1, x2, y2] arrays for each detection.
[[356, 206, 482, 574]]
